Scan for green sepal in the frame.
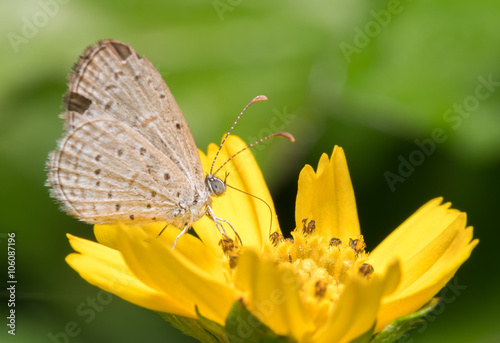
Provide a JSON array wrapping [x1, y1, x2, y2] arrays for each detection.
[[158, 308, 228, 343], [158, 299, 297, 343], [224, 299, 297, 343], [370, 297, 441, 343]]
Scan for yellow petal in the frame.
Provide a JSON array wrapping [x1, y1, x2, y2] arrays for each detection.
[[94, 223, 132, 250], [65, 234, 191, 316], [234, 249, 315, 340], [194, 135, 280, 253], [312, 259, 401, 343], [368, 198, 478, 331], [295, 146, 360, 241], [116, 223, 238, 325]]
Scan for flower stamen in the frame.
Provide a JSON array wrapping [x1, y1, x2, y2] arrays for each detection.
[[314, 280, 327, 298], [219, 237, 240, 269], [329, 238, 342, 247], [349, 237, 367, 255], [302, 218, 316, 235], [359, 263, 375, 277], [219, 237, 235, 253], [269, 232, 285, 246]]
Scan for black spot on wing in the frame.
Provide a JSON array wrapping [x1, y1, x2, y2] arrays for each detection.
[[66, 92, 92, 114], [110, 41, 132, 60]]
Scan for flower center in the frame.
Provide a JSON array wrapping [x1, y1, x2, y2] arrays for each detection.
[[218, 219, 374, 307], [264, 219, 373, 303]]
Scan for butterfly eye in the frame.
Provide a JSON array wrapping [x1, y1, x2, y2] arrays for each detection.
[[206, 175, 226, 197]]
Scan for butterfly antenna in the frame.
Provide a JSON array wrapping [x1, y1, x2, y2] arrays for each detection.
[[210, 95, 268, 175], [212, 131, 294, 177]]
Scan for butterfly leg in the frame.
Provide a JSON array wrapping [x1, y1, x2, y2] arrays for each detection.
[[215, 217, 243, 246], [205, 205, 229, 237], [206, 205, 243, 245], [172, 224, 190, 249]]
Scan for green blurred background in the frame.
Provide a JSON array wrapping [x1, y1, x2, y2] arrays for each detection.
[[1, 0, 499, 342]]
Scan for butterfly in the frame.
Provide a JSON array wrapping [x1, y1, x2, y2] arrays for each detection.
[[47, 39, 293, 247]]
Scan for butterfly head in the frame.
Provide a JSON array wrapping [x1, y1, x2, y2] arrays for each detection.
[[205, 174, 227, 197]]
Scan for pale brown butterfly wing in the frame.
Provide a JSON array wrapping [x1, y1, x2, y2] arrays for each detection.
[[47, 40, 210, 227], [64, 40, 204, 187]]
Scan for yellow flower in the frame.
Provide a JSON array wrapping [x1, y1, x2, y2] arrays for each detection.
[[66, 136, 478, 342]]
